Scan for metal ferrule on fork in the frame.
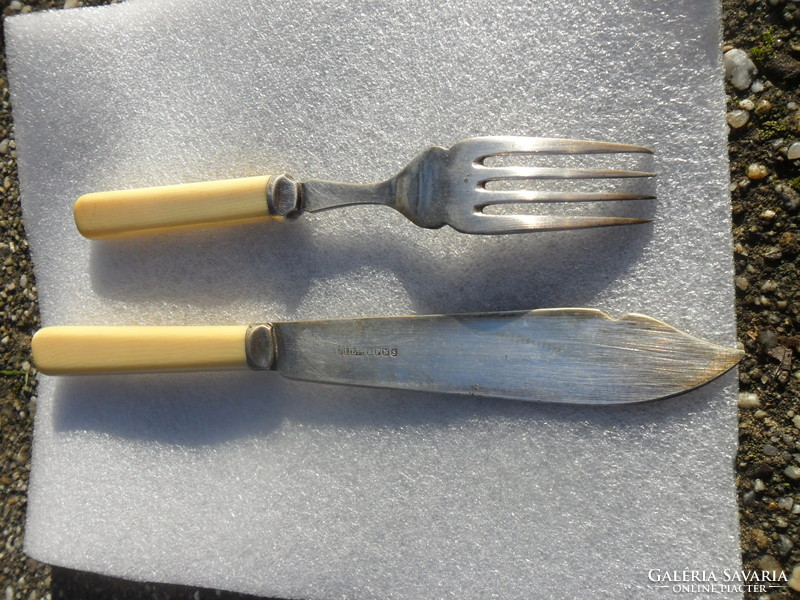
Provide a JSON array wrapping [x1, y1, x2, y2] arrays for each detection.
[[266, 174, 303, 218]]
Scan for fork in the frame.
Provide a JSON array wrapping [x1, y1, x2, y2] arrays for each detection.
[[74, 136, 655, 239]]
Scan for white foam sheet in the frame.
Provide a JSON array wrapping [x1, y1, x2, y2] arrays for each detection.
[[7, 1, 740, 598]]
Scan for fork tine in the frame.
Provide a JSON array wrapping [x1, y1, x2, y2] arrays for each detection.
[[475, 166, 656, 181], [453, 213, 652, 235], [454, 136, 653, 161], [475, 191, 656, 206]]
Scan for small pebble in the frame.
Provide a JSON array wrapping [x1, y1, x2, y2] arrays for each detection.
[[754, 478, 766, 492], [757, 555, 784, 578], [785, 465, 800, 480], [751, 80, 765, 93], [789, 564, 800, 592], [763, 444, 779, 456], [761, 209, 776, 219], [756, 99, 773, 114], [727, 109, 750, 129], [792, 415, 800, 429], [758, 328, 779, 350], [778, 496, 794, 510], [64, 0, 80, 8], [788, 142, 800, 160], [776, 183, 800, 211], [751, 528, 771, 549], [724, 49, 758, 90], [0, 139, 8, 155], [761, 279, 778, 292], [778, 534, 794, 556], [755, 409, 769, 419], [735, 276, 750, 291], [739, 392, 761, 408], [739, 98, 755, 111], [748, 163, 769, 179]]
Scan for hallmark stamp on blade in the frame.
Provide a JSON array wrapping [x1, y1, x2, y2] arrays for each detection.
[[337, 346, 398, 357]]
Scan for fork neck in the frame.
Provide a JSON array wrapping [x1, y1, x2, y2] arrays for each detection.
[[300, 179, 395, 213]]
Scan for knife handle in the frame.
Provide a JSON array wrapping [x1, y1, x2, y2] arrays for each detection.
[[32, 326, 254, 375], [74, 174, 301, 240]]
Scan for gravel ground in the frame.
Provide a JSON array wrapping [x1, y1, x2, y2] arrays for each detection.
[[1, 1, 799, 599], [724, 1, 800, 598]]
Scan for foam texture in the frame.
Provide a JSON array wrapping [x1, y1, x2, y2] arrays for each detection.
[[7, 1, 740, 598]]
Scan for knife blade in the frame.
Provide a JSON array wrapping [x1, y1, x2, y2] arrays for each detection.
[[31, 308, 742, 404]]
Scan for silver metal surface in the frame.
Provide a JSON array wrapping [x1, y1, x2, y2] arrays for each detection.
[[266, 174, 301, 217], [269, 308, 741, 404], [301, 136, 655, 234], [245, 323, 277, 370]]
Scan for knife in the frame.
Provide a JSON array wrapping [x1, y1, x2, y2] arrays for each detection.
[[31, 308, 742, 404]]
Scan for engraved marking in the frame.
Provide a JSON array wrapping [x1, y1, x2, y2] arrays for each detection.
[[338, 347, 398, 357]]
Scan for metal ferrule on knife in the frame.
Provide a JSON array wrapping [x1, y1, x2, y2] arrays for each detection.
[[244, 323, 278, 370]]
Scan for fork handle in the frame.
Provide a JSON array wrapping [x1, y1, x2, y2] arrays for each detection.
[[74, 174, 301, 240]]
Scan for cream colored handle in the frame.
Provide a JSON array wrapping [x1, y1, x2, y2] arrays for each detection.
[[74, 174, 297, 240], [32, 326, 250, 375]]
